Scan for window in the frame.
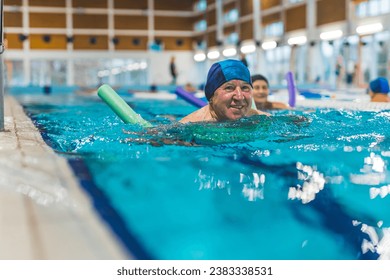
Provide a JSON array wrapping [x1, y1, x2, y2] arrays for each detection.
[[109, 59, 148, 87], [74, 59, 109, 87], [356, 0, 390, 17], [224, 9, 239, 24], [5, 60, 23, 87], [264, 45, 291, 86], [264, 21, 284, 38], [30, 60, 67, 86], [194, 0, 207, 12], [194, 19, 207, 32], [225, 32, 239, 45], [356, 1, 367, 17]]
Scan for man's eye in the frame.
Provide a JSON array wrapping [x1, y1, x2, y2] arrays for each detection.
[[224, 86, 235, 91], [242, 86, 251, 91]]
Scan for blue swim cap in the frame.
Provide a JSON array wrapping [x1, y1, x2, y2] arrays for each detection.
[[204, 59, 252, 101], [369, 77, 389, 94]]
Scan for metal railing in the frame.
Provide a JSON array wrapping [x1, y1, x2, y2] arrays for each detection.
[[0, 0, 4, 131]]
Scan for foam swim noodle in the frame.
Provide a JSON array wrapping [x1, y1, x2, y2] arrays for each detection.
[[175, 87, 207, 108], [285, 71, 296, 108], [97, 84, 153, 128]]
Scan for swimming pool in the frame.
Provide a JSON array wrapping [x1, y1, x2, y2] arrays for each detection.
[[15, 92, 390, 260]]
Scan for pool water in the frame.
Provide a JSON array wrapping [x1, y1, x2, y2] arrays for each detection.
[[16, 93, 390, 260]]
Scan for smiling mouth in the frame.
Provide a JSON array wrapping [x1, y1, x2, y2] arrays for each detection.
[[230, 105, 244, 109]]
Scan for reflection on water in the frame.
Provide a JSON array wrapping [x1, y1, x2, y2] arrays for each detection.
[[350, 152, 387, 185], [370, 185, 390, 199], [240, 173, 265, 201], [356, 221, 390, 260], [196, 169, 265, 201], [288, 162, 325, 204], [16, 94, 390, 260], [197, 169, 230, 191]]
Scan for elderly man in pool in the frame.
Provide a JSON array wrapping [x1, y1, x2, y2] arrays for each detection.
[[179, 59, 268, 123]]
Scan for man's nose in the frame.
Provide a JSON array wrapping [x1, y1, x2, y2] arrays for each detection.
[[233, 87, 244, 99]]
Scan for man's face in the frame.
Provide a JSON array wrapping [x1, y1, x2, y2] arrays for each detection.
[[210, 79, 252, 121]]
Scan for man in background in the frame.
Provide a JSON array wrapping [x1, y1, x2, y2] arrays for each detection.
[[368, 77, 389, 102], [169, 56, 177, 85]]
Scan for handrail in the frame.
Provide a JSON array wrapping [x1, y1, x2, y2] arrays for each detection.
[[0, 0, 4, 131]]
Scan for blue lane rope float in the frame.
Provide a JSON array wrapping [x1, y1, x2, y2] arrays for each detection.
[[174, 86, 207, 108], [286, 71, 296, 108], [97, 84, 153, 128]]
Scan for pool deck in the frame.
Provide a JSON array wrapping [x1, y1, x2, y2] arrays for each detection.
[[0, 95, 130, 259]]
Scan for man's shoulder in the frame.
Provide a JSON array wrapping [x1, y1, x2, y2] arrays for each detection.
[[179, 106, 210, 123], [248, 108, 270, 116], [272, 101, 289, 109]]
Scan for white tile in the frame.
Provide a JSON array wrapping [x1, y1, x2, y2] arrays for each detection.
[[0, 190, 27, 226], [0, 224, 35, 259], [37, 221, 126, 259]]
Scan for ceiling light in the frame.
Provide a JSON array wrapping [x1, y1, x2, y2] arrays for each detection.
[[287, 36, 307, 45], [194, 52, 206, 62], [356, 23, 383, 35], [320, 30, 343, 41], [261, 41, 277, 50], [240, 44, 256, 54], [222, 47, 237, 57], [207, 49, 220, 60]]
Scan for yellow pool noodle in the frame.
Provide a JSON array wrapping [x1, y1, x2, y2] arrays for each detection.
[[97, 84, 153, 128]]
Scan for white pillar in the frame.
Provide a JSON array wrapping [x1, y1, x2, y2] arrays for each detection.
[[252, 0, 265, 74], [387, 39, 390, 81], [22, 0, 30, 85], [216, 0, 223, 45], [148, 0, 154, 45], [346, 0, 354, 37], [107, 0, 115, 52], [66, 0, 74, 86], [0, 0, 4, 130], [370, 35, 378, 80], [306, 0, 317, 83], [147, 0, 154, 85]]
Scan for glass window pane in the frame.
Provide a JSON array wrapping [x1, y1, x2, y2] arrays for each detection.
[[224, 9, 238, 24], [30, 60, 67, 86], [226, 32, 238, 45], [369, 0, 380, 16], [194, 19, 207, 32], [355, 2, 367, 17], [195, 0, 207, 12], [5, 60, 24, 87], [74, 59, 110, 87], [264, 21, 283, 37]]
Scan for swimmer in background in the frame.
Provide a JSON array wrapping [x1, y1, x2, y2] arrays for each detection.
[[251, 74, 289, 110], [184, 82, 197, 93], [179, 59, 268, 123], [367, 77, 390, 102]]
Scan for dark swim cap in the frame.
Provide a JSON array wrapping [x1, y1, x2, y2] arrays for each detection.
[[251, 74, 269, 86], [204, 59, 252, 101], [369, 77, 389, 94]]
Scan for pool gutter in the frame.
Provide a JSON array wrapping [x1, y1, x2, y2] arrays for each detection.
[[0, 0, 4, 131], [0, 95, 129, 259]]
